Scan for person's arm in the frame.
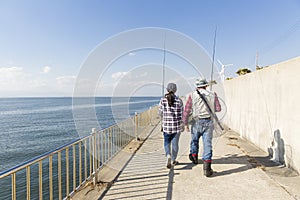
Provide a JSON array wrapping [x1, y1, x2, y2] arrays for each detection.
[[183, 95, 192, 132], [158, 98, 163, 116], [179, 98, 183, 118], [213, 92, 222, 112], [178, 98, 184, 132]]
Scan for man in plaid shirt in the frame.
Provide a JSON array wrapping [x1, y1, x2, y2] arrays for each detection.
[[159, 83, 183, 169]]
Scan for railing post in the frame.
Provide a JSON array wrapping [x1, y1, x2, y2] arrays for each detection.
[[92, 128, 98, 185], [26, 166, 31, 200], [39, 161, 43, 200], [49, 155, 53, 200], [135, 112, 138, 140], [12, 173, 16, 200], [58, 151, 62, 200], [149, 106, 152, 126]]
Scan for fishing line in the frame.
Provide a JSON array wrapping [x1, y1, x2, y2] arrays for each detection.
[[210, 26, 217, 91], [162, 33, 166, 97]]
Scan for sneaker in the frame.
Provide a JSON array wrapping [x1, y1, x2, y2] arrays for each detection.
[[172, 160, 179, 165], [166, 155, 171, 169]]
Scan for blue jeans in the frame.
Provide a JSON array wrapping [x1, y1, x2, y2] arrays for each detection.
[[190, 118, 213, 161], [163, 132, 181, 161]]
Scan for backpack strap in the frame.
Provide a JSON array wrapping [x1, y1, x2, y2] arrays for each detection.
[[196, 90, 224, 130]]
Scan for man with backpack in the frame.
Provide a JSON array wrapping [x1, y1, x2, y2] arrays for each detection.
[[183, 78, 217, 177]]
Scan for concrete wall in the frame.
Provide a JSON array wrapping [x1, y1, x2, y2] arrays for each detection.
[[224, 56, 300, 173]]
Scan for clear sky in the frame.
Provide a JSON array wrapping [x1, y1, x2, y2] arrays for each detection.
[[0, 0, 300, 97]]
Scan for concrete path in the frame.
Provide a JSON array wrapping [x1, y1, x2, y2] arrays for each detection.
[[72, 121, 300, 200]]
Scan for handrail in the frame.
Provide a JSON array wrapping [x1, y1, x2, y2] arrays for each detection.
[[0, 138, 83, 178], [0, 105, 159, 200]]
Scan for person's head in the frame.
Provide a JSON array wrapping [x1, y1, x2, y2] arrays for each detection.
[[166, 83, 177, 93], [195, 78, 208, 89], [165, 83, 177, 106]]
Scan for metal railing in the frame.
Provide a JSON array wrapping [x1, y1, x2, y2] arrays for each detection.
[[0, 106, 158, 200]]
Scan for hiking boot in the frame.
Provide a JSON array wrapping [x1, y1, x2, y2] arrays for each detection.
[[203, 162, 213, 177], [189, 154, 198, 164]]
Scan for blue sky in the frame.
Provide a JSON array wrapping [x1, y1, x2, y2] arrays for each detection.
[[0, 0, 300, 97]]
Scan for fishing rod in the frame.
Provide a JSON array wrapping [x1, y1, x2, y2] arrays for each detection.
[[208, 26, 224, 131], [210, 26, 217, 91], [160, 33, 166, 132], [162, 33, 166, 97]]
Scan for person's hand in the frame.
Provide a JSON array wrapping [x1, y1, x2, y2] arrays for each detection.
[[185, 125, 190, 132]]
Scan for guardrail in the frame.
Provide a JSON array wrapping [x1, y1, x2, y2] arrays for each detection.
[[0, 106, 158, 200]]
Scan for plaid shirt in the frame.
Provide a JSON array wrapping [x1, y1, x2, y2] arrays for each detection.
[[158, 96, 183, 134]]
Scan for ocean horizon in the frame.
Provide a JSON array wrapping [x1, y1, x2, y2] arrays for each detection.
[[0, 96, 160, 173]]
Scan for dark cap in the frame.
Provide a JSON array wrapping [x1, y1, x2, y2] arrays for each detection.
[[166, 83, 177, 93]]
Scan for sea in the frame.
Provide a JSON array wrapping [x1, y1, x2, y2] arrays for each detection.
[[0, 97, 160, 173]]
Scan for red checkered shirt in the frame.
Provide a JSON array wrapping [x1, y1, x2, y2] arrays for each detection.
[[183, 95, 193, 125], [158, 96, 183, 134]]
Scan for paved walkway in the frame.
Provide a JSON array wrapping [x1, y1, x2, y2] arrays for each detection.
[[73, 121, 300, 200]]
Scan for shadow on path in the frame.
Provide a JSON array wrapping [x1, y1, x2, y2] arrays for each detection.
[[174, 153, 297, 178]]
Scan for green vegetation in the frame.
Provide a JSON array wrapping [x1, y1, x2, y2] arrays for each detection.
[[236, 68, 251, 76], [256, 65, 269, 70]]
